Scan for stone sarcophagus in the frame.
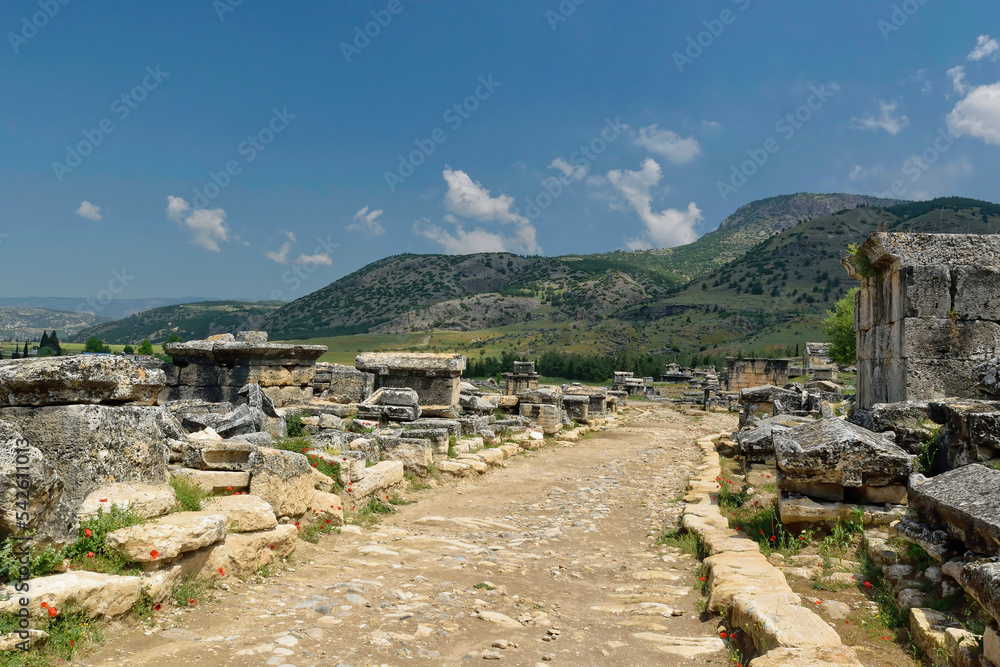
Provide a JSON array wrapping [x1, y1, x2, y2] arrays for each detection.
[[165, 332, 327, 407], [355, 352, 466, 418], [724, 358, 789, 393]]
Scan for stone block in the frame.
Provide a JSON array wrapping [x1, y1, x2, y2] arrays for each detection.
[[379, 436, 433, 474], [954, 266, 1000, 320], [902, 318, 1000, 361], [78, 483, 176, 521], [201, 495, 278, 533], [306, 490, 344, 526], [106, 511, 229, 562], [909, 464, 1000, 554], [344, 460, 403, 500], [182, 439, 256, 471], [730, 593, 842, 652], [985, 625, 1000, 667], [898, 264, 953, 320], [774, 419, 913, 487], [858, 484, 907, 505], [0, 356, 165, 407], [436, 460, 471, 477], [746, 647, 863, 666], [249, 447, 315, 517], [0, 571, 142, 618]]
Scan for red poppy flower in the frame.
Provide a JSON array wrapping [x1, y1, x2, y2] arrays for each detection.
[[325, 519, 330, 524], [99, 498, 108, 502], [150, 549, 159, 559], [719, 631, 727, 639], [770, 536, 775, 541], [351, 506, 355, 510], [48, 607, 58, 617], [226, 486, 232, 491], [217, 568, 225, 576], [864, 581, 871, 589], [154, 603, 162, 611], [86, 552, 94, 559], [301, 448, 307, 453], [312, 463, 317, 467], [84, 528, 92, 538], [337, 506, 342, 510], [70, 640, 74, 646], [269, 545, 275, 549], [40, 602, 48, 609], [699, 577, 706, 581], [816, 600, 822, 605], [188, 598, 195, 605]]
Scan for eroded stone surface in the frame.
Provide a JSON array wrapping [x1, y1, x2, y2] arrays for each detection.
[[249, 447, 315, 517], [909, 464, 1000, 554], [106, 511, 229, 561], [201, 494, 277, 533], [0, 571, 142, 618], [0, 355, 164, 407]]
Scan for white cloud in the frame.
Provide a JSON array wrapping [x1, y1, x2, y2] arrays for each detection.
[[75, 201, 102, 221], [549, 157, 588, 181], [849, 100, 909, 136], [969, 34, 1000, 62], [633, 125, 701, 164], [848, 164, 887, 182], [605, 158, 702, 248], [264, 231, 296, 264], [911, 69, 932, 93], [947, 80, 1000, 145], [165, 196, 230, 252], [701, 120, 722, 130], [347, 206, 386, 237], [414, 218, 540, 255], [949, 66, 969, 95], [294, 253, 333, 266], [442, 168, 527, 224]]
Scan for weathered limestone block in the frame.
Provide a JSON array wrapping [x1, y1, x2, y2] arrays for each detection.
[[909, 464, 1000, 554], [774, 419, 913, 487], [249, 448, 314, 517], [106, 511, 229, 562], [357, 387, 422, 421], [850, 401, 933, 454], [460, 393, 498, 415], [455, 456, 488, 473], [306, 490, 344, 526], [561, 394, 589, 422], [379, 436, 433, 473], [214, 524, 297, 577], [0, 630, 48, 651], [345, 461, 403, 500], [985, 624, 1000, 667], [0, 356, 164, 407], [437, 460, 471, 477], [182, 438, 256, 471], [954, 266, 1000, 320], [355, 352, 465, 414], [170, 467, 249, 493], [0, 421, 63, 539], [79, 483, 176, 521], [902, 318, 1000, 361], [519, 403, 562, 435], [746, 646, 863, 666], [350, 437, 380, 464], [779, 493, 905, 526], [704, 551, 796, 611], [397, 428, 449, 457], [0, 405, 176, 545], [201, 495, 277, 533], [0, 571, 142, 618], [730, 593, 842, 652], [947, 559, 1000, 623]]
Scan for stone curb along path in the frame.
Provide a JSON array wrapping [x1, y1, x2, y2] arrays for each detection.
[[681, 433, 866, 667]]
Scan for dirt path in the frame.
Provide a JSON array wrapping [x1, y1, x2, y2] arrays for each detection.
[[86, 405, 737, 667]]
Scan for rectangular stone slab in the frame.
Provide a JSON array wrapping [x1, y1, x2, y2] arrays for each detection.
[[909, 464, 1000, 554]]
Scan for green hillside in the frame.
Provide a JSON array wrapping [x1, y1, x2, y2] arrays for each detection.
[[70, 301, 284, 344]]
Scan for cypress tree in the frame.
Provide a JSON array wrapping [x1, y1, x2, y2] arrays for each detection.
[[40, 331, 50, 350], [49, 330, 61, 355], [23, 341, 29, 357]]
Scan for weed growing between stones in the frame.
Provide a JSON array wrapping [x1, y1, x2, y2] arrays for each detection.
[[448, 435, 457, 458], [473, 582, 496, 591], [171, 573, 217, 608], [0, 539, 64, 583], [299, 512, 342, 543], [917, 426, 941, 476], [285, 410, 308, 437], [654, 528, 703, 558], [387, 493, 416, 506], [859, 552, 908, 634], [0, 506, 146, 584], [170, 475, 208, 512], [345, 496, 396, 528], [405, 471, 432, 491], [0, 604, 102, 665], [426, 462, 443, 483]]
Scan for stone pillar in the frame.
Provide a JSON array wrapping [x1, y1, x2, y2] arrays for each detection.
[[355, 352, 466, 418]]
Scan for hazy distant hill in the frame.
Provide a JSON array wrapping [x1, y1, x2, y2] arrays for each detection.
[[0, 308, 105, 339], [0, 297, 220, 321], [71, 301, 284, 343]]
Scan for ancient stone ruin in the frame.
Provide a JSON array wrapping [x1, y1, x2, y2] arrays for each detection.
[[844, 232, 1000, 410], [355, 352, 465, 418], [502, 360, 539, 395], [722, 357, 789, 392]]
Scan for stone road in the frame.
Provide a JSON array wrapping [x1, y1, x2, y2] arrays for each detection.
[[87, 404, 737, 667]]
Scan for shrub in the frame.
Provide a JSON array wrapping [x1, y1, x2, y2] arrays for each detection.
[[170, 476, 207, 512]]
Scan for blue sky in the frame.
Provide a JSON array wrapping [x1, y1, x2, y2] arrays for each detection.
[[2, 1, 1000, 303]]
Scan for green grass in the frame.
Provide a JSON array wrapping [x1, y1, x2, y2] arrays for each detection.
[[0, 605, 103, 665], [655, 528, 704, 558], [299, 513, 342, 543], [170, 475, 208, 512], [345, 496, 397, 528], [171, 573, 217, 608]]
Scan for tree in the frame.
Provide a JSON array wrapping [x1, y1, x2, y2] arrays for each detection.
[[48, 331, 61, 355], [138, 339, 154, 355], [36, 346, 57, 357], [822, 288, 859, 365], [23, 342, 29, 357], [84, 336, 111, 354], [40, 331, 50, 350], [123, 345, 135, 355]]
